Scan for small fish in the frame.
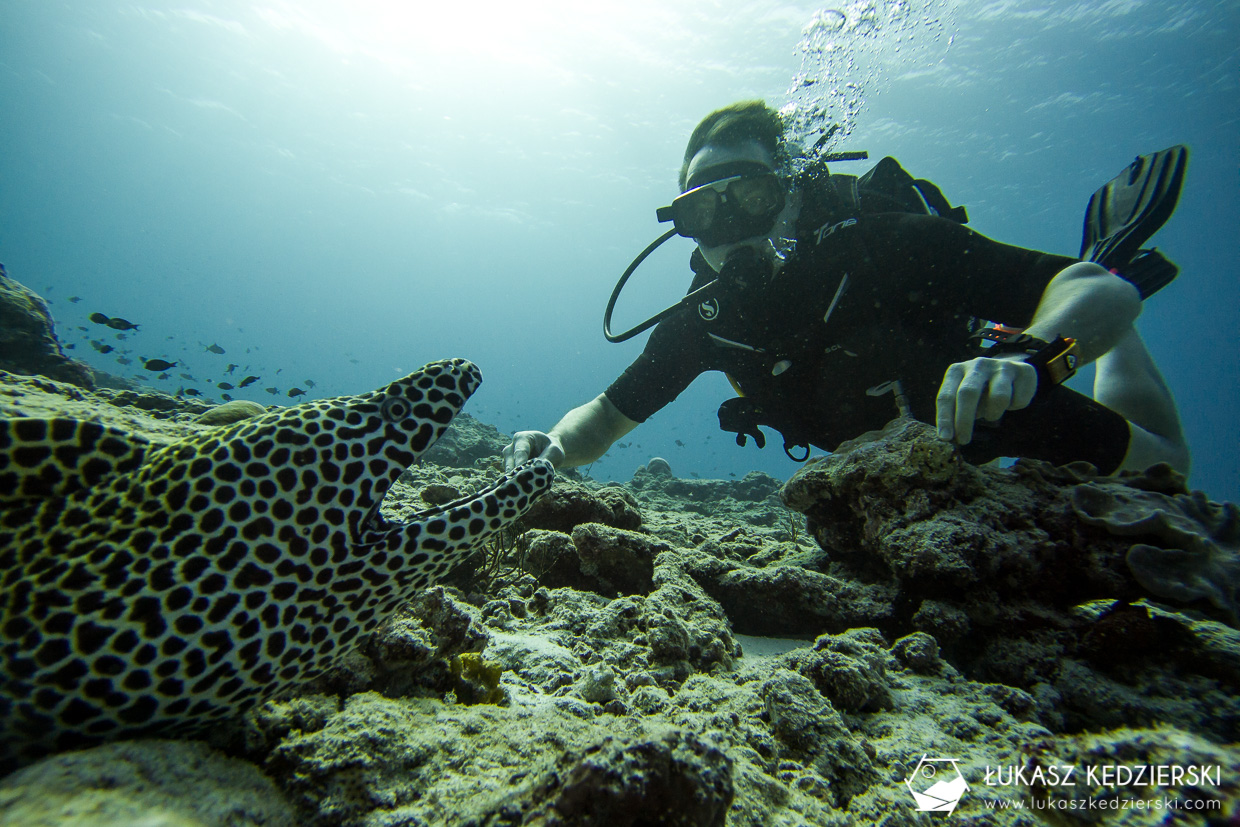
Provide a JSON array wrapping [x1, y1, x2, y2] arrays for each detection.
[[68, 295, 82, 303], [225, 364, 238, 374], [143, 359, 178, 371], [183, 388, 202, 397], [89, 313, 111, 325], [91, 342, 114, 354], [675, 440, 685, 447], [304, 379, 316, 388], [265, 387, 279, 395], [286, 388, 306, 398], [106, 317, 140, 331], [238, 375, 260, 388], [76, 326, 88, 331], [204, 343, 226, 355], [217, 382, 234, 390], [65, 344, 76, 350], [179, 373, 194, 380], [158, 373, 170, 380], [116, 357, 131, 365], [221, 393, 233, 401]]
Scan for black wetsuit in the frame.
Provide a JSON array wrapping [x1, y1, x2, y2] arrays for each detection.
[[605, 173, 1132, 470]]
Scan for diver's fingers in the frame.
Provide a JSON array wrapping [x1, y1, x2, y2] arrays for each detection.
[[935, 363, 966, 441], [504, 433, 533, 472], [953, 371, 988, 445], [1009, 361, 1038, 410], [977, 359, 1038, 421], [977, 373, 1014, 422]]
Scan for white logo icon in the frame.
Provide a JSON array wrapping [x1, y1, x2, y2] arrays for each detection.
[[698, 299, 720, 321], [905, 756, 969, 814]]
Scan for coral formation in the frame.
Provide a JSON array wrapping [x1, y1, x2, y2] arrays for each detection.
[[1072, 478, 1240, 621], [0, 267, 94, 389], [194, 398, 268, 425], [3, 373, 1238, 826], [646, 456, 674, 476], [0, 739, 294, 827]]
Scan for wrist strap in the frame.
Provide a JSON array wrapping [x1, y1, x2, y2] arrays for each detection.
[[971, 329, 1079, 394]]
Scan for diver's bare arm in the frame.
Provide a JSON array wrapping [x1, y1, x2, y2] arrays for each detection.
[[937, 262, 1142, 444], [1020, 262, 1142, 363], [549, 394, 639, 468]]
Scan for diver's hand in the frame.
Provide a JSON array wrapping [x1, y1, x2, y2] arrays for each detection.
[[935, 356, 1038, 445], [503, 430, 565, 471]]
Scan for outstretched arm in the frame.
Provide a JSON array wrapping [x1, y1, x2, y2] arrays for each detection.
[[504, 394, 639, 470]]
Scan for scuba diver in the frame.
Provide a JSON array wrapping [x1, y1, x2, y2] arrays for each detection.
[[503, 100, 1190, 477]]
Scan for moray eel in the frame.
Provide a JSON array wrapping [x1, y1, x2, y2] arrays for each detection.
[[0, 358, 554, 769]]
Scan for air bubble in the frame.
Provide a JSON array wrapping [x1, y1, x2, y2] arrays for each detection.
[[816, 9, 847, 32], [781, 0, 958, 168]]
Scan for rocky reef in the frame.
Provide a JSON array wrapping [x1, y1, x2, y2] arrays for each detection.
[[0, 264, 94, 389], [1, 278, 1238, 825], [3, 371, 1238, 826]]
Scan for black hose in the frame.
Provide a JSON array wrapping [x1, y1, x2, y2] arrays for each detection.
[[603, 228, 720, 343]]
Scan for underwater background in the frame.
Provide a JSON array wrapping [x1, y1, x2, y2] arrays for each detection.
[[1, 0, 1236, 500]]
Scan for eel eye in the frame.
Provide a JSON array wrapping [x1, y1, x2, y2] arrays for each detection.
[[380, 397, 410, 422]]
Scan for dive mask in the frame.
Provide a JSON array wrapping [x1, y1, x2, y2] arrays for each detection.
[[604, 161, 788, 344], [656, 161, 786, 248]]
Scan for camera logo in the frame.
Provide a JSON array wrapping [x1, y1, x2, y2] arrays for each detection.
[[905, 756, 969, 814]]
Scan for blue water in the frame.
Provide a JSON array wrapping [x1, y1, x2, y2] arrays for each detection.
[[2, 1, 1237, 500]]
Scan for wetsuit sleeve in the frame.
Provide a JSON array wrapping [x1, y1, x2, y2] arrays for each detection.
[[863, 214, 1078, 328], [604, 310, 710, 423]]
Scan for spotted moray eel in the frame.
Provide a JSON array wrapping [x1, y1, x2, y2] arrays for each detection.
[[0, 358, 554, 768]]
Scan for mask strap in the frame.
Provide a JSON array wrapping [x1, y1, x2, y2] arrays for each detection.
[[684, 160, 773, 191]]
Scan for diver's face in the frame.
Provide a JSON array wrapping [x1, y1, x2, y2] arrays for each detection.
[[685, 141, 798, 273]]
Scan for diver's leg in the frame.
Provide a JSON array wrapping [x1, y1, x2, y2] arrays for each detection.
[[1092, 327, 1191, 474]]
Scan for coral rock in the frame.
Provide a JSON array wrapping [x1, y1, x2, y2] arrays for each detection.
[[0, 739, 293, 827], [758, 668, 878, 807], [194, 398, 267, 425], [1072, 479, 1240, 620], [0, 265, 94, 389], [522, 478, 643, 534], [525, 730, 735, 827], [646, 456, 673, 476], [571, 522, 669, 596], [784, 628, 893, 713]]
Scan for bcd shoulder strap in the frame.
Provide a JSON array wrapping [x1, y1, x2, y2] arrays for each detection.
[[825, 156, 969, 224]]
